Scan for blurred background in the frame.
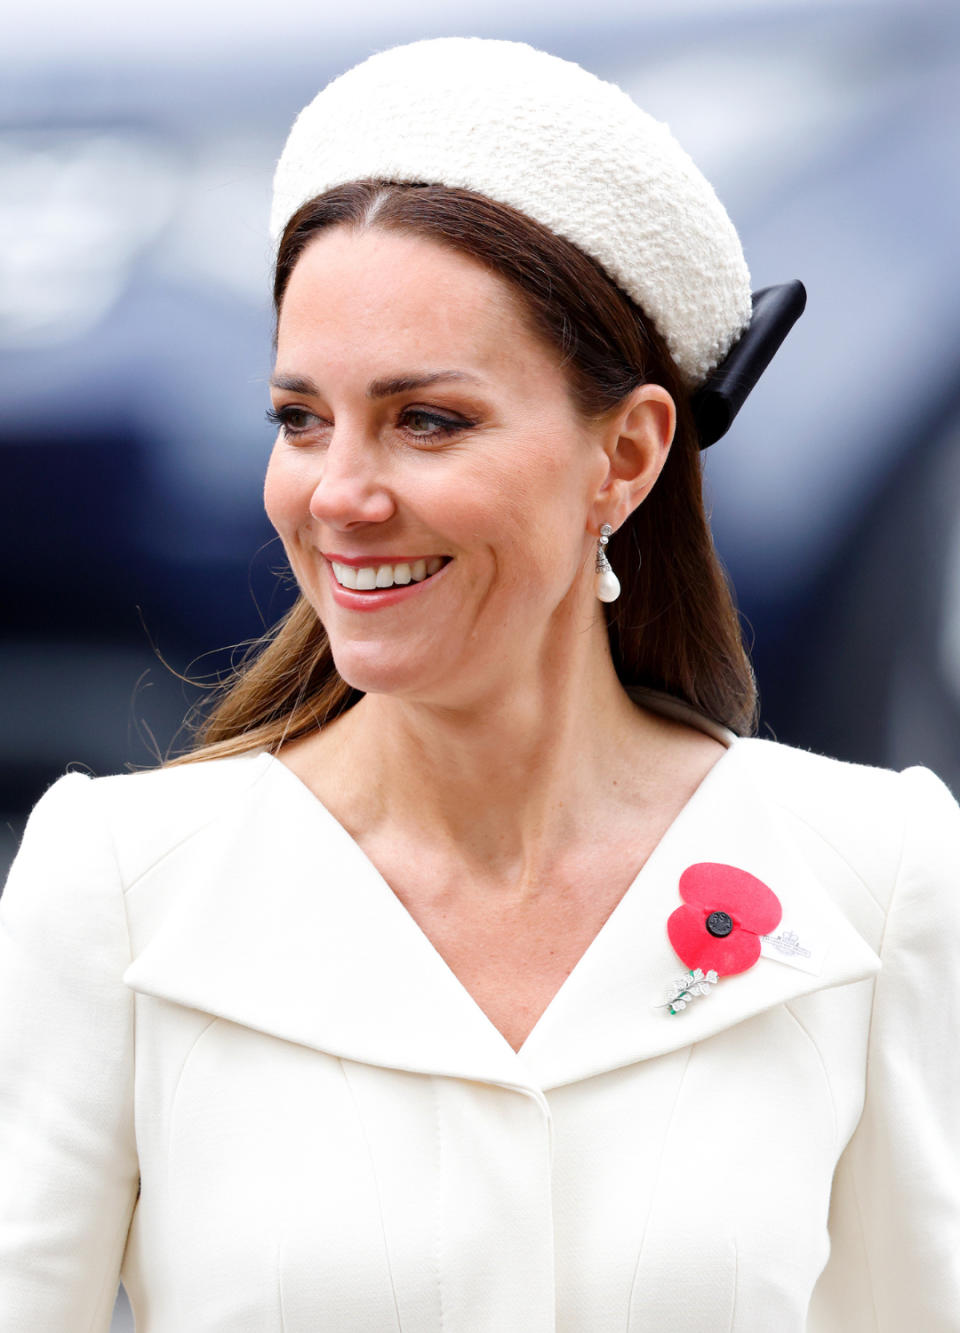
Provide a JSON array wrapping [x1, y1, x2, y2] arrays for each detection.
[[1, 1, 957, 1324]]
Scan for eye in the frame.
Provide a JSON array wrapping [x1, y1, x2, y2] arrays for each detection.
[[400, 408, 472, 440], [265, 405, 324, 437]]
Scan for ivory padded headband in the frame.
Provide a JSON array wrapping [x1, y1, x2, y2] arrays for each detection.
[[270, 37, 752, 388]]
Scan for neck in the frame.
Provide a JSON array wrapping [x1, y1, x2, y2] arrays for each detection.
[[303, 619, 674, 884]]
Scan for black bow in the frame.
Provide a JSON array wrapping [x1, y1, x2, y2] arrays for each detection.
[[691, 280, 807, 448]]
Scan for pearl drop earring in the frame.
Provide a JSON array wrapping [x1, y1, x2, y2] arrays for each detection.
[[595, 523, 622, 603]]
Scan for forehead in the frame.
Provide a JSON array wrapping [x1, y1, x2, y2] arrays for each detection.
[[275, 226, 553, 379]]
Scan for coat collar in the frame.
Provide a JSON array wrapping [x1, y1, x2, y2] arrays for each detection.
[[123, 743, 880, 1093]]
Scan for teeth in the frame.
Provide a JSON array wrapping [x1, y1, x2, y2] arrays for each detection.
[[331, 558, 446, 591]]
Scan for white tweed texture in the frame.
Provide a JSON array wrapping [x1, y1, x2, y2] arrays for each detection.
[[270, 38, 752, 387]]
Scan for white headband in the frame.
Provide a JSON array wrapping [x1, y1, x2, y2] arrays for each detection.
[[270, 37, 752, 389]]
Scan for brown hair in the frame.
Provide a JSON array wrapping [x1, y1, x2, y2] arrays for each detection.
[[177, 180, 756, 761]]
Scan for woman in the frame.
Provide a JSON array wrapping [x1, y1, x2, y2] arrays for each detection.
[[1, 37, 957, 1332]]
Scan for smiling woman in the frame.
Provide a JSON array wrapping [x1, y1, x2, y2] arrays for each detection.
[[1, 35, 958, 1333], [193, 179, 753, 754], [259, 218, 681, 708]]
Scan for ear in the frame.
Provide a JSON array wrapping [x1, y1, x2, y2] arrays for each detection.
[[588, 384, 676, 532]]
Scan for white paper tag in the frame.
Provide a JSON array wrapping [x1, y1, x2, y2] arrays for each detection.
[[759, 920, 823, 975]]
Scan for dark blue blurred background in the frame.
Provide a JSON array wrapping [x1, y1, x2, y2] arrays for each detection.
[[4, 0, 960, 896]]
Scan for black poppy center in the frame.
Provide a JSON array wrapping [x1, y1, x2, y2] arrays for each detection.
[[705, 910, 734, 938]]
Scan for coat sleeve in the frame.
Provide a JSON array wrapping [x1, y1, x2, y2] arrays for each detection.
[[0, 773, 139, 1331], [810, 765, 960, 1331]]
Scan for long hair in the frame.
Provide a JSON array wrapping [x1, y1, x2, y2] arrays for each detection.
[[176, 180, 756, 762]]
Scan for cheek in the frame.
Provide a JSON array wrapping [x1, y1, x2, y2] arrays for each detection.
[[263, 446, 307, 538], [496, 445, 593, 581]]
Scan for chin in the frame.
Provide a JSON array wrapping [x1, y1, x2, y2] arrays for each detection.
[[329, 641, 442, 700]]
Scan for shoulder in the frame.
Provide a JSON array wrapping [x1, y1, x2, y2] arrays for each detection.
[[732, 735, 959, 911], [15, 751, 275, 890], [734, 734, 904, 809], [734, 732, 957, 822]]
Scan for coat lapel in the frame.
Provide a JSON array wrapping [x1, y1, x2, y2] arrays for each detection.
[[518, 741, 882, 1089], [123, 754, 529, 1092], [124, 745, 881, 1092]]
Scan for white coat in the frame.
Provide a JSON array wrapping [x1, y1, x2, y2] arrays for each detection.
[[1, 716, 959, 1331]]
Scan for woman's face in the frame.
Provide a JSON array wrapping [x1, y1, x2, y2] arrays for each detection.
[[264, 225, 623, 706]]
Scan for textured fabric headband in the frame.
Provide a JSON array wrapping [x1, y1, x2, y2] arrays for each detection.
[[270, 37, 753, 390]]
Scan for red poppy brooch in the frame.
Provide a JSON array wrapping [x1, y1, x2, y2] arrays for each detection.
[[658, 863, 783, 1014]]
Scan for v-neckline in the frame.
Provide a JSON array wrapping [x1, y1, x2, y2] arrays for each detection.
[[262, 716, 741, 1059], [123, 734, 882, 1091]]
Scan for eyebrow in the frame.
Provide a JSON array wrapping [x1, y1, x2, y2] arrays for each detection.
[[269, 370, 483, 399]]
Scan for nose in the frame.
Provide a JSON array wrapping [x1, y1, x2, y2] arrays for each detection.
[[307, 427, 396, 528]]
